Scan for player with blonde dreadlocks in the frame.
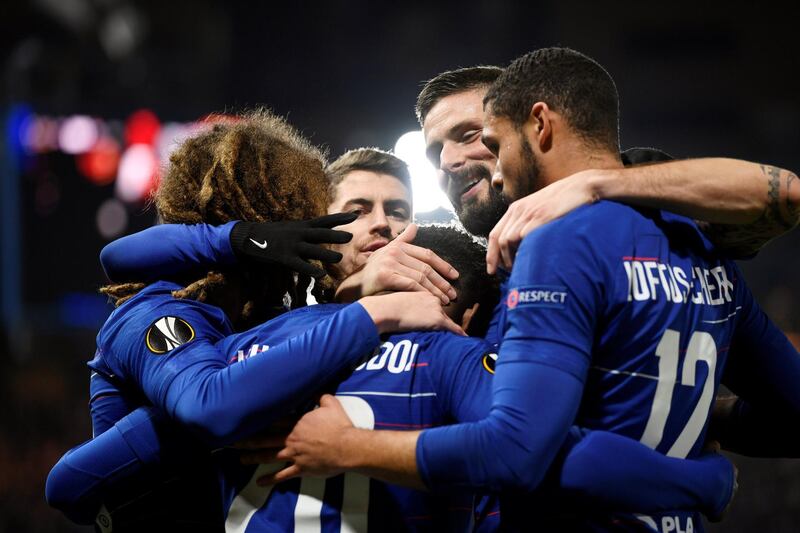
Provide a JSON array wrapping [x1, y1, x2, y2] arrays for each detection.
[[45, 109, 462, 529], [101, 109, 353, 328]]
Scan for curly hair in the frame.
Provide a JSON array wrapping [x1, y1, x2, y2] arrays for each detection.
[[101, 109, 330, 327], [485, 47, 620, 153]]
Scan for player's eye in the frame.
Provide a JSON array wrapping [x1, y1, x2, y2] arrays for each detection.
[[349, 208, 367, 217], [389, 209, 409, 220], [462, 130, 481, 143]]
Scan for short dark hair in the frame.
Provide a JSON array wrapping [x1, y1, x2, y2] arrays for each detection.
[[415, 66, 504, 126], [326, 148, 412, 204], [412, 224, 500, 336], [485, 48, 620, 152]]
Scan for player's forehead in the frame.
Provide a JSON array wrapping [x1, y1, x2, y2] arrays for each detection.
[[422, 88, 487, 146], [328, 170, 412, 209], [482, 112, 513, 142]]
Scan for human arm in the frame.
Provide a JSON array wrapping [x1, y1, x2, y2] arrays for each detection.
[[715, 277, 800, 455], [262, 326, 735, 516], [262, 394, 735, 518], [100, 213, 357, 281], [708, 395, 800, 457], [112, 293, 462, 446], [46, 406, 206, 524], [486, 158, 800, 273], [263, 227, 601, 491]]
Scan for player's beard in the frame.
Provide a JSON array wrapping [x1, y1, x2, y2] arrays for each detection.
[[516, 136, 546, 200], [448, 164, 510, 238]]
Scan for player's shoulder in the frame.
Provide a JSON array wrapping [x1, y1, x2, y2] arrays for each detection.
[[400, 331, 492, 363], [98, 281, 232, 350], [565, 200, 657, 229]]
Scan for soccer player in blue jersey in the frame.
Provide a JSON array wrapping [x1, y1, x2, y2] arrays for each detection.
[[54, 65, 800, 528], [49, 111, 467, 531], [268, 48, 800, 532], [50, 130, 740, 530], [49, 225, 738, 532]]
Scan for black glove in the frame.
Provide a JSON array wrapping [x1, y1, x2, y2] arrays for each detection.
[[229, 212, 356, 278]]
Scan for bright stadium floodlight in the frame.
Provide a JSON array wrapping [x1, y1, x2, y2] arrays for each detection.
[[393, 131, 453, 214]]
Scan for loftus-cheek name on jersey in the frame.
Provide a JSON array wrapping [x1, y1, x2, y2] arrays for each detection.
[[623, 259, 734, 305]]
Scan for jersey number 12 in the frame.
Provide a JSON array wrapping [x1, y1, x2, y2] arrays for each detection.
[[640, 329, 718, 458]]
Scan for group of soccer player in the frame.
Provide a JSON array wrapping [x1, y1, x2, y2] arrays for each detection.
[[46, 47, 800, 532]]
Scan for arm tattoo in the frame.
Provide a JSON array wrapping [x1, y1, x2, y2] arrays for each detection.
[[701, 165, 800, 257]]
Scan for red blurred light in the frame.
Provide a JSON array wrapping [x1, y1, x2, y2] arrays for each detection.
[[77, 137, 121, 185], [124, 109, 161, 146]]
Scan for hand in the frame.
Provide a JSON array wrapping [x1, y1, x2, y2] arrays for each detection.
[[232, 417, 298, 465], [335, 224, 459, 304], [701, 443, 738, 523], [359, 291, 466, 336], [230, 212, 357, 277], [256, 395, 357, 485], [486, 170, 605, 274]]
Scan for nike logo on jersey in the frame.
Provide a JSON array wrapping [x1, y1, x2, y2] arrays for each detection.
[[146, 316, 195, 354], [249, 238, 268, 249], [623, 259, 734, 305]]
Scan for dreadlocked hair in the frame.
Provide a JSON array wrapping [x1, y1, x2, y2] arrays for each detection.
[[101, 109, 330, 328]]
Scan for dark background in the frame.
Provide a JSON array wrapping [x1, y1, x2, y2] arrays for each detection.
[[1, 1, 798, 531]]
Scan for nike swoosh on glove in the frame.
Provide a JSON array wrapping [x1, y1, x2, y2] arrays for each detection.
[[229, 212, 356, 277]]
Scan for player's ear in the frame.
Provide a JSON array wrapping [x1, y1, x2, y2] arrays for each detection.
[[460, 302, 481, 333], [527, 102, 552, 152]]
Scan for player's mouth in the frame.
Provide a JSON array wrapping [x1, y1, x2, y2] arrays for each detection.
[[459, 179, 483, 203], [361, 239, 389, 254]]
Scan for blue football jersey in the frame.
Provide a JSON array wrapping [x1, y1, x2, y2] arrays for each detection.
[[215, 304, 497, 532], [499, 202, 755, 531], [88, 281, 380, 446]]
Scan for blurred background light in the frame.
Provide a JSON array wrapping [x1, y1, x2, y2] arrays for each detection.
[[115, 143, 157, 202], [77, 136, 121, 185], [6, 104, 33, 159], [156, 122, 193, 160], [58, 115, 98, 154], [394, 131, 453, 214], [23, 116, 60, 154], [96, 198, 128, 239], [124, 108, 160, 146]]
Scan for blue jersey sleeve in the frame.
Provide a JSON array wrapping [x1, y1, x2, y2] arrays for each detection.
[[424, 333, 496, 422], [722, 270, 800, 413], [422, 332, 734, 515], [46, 406, 205, 524], [417, 212, 607, 492], [100, 298, 380, 445], [89, 372, 139, 436], [554, 428, 734, 517], [100, 222, 238, 282]]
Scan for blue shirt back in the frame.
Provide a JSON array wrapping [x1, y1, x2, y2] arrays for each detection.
[[215, 304, 497, 533], [500, 201, 749, 531]]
